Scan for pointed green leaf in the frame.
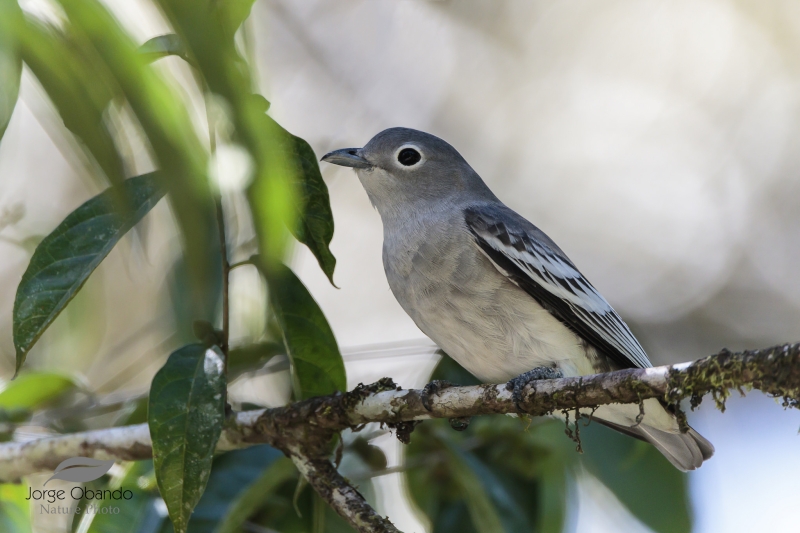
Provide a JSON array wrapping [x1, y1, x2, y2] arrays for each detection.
[[284, 131, 337, 285], [264, 264, 345, 399], [187, 445, 294, 533], [149, 344, 227, 533], [581, 423, 691, 533], [248, 113, 336, 284], [139, 34, 191, 64], [13, 174, 165, 373]]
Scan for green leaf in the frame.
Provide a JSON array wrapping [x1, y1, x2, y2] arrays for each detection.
[[223, 0, 257, 36], [188, 445, 295, 533], [12, 174, 165, 373], [581, 422, 691, 533], [282, 130, 337, 285], [83, 493, 164, 533], [537, 460, 568, 533], [0, 2, 21, 143], [54, 0, 218, 309], [148, 344, 227, 533], [74, 461, 165, 533], [0, 372, 76, 410], [14, 17, 125, 184], [263, 264, 346, 399], [247, 111, 337, 284], [151, 2, 332, 278], [228, 341, 284, 380], [0, 483, 32, 533], [138, 34, 191, 64], [407, 416, 572, 533], [444, 443, 528, 533]]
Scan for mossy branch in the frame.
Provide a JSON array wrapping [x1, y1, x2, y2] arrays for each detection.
[[0, 343, 797, 533]]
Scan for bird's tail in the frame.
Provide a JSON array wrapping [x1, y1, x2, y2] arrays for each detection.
[[595, 417, 715, 471], [581, 399, 714, 470]]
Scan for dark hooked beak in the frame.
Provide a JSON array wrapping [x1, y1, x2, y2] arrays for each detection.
[[320, 148, 372, 169]]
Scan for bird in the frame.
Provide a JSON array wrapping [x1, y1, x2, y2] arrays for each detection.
[[321, 127, 714, 471]]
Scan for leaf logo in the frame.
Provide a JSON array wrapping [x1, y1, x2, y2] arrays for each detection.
[[44, 457, 115, 485]]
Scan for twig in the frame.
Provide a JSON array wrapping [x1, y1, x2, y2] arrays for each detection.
[[288, 446, 400, 533], [216, 198, 230, 359]]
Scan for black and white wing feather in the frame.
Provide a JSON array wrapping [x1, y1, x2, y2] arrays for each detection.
[[464, 204, 652, 370]]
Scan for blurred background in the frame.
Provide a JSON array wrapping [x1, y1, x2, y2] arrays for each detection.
[[2, 0, 800, 532]]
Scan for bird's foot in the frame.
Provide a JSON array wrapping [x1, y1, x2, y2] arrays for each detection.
[[421, 380, 454, 411], [506, 367, 564, 408]]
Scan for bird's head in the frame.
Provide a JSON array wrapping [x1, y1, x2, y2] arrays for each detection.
[[322, 127, 494, 218]]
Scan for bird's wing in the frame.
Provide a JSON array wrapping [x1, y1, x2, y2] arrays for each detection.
[[464, 204, 652, 370]]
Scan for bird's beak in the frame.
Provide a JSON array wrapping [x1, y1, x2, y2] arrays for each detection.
[[321, 148, 372, 169]]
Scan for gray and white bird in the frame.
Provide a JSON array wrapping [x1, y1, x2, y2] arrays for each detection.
[[322, 127, 713, 471]]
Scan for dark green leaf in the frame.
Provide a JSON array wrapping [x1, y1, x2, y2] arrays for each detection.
[[228, 341, 284, 380], [283, 130, 337, 285], [83, 493, 164, 533], [407, 416, 573, 533], [188, 445, 295, 533], [138, 34, 192, 64], [431, 352, 482, 386], [0, 2, 22, 143], [13, 174, 165, 373], [264, 264, 346, 399], [247, 112, 337, 284], [0, 372, 76, 409], [445, 442, 528, 533], [581, 422, 691, 533], [166, 254, 222, 347], [149, 344, 227, 533], [0, 483, 31, 533], [537, 460, 568, 533]]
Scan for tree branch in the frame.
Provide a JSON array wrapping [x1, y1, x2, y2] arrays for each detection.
[[1, 343, 798, 532], [288, 446, 401, 533]]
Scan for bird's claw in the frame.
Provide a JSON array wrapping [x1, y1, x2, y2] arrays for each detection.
[[506, 367, 563, 408], [421, 380, 454, 411]]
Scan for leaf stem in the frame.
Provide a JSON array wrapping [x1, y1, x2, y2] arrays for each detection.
[[216, 199, 230, 362]]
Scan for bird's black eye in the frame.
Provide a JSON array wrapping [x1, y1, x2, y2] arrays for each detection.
[[397, 148, 421, 166]]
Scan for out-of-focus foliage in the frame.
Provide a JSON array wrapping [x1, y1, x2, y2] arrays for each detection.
[[184, 445, 293, 533], [581, 423, 691, 533], [406, 355, 690, 533], [4, 0, 345, 529], [0, 483, 30, 533], [148, 345, 226, 533], [0, 372, 76, 410], [12, 174, 164, 373], [72, 461, 166, 533]]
